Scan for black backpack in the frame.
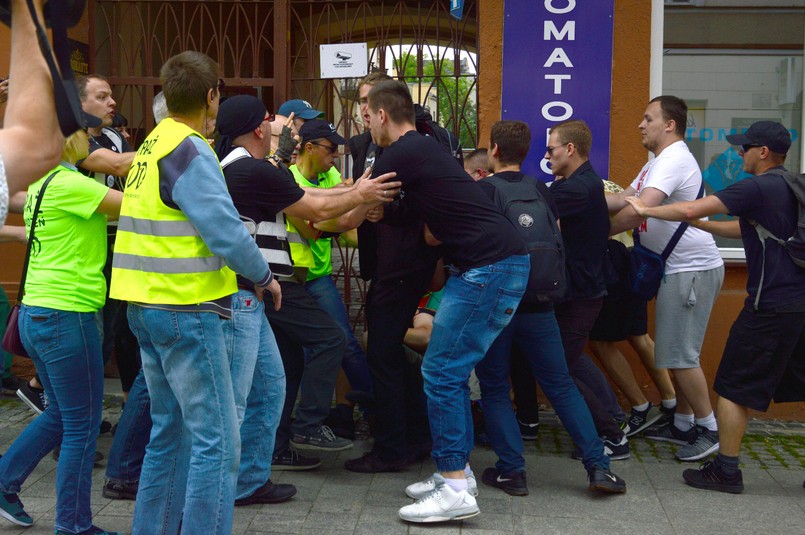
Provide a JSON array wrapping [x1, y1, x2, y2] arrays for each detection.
[[414, 104, 463, 166], [485, 174, 567, 303]]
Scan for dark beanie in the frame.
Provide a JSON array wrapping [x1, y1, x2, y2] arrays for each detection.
[[215, 95, 267, 159]]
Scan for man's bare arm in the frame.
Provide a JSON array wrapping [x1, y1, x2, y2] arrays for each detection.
[[80, 148, 135, 178], [609, 186, 666, 235], [689, 218, 742, 239]]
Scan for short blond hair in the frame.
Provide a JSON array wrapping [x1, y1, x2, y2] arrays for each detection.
[[62, 130, 89, 163]]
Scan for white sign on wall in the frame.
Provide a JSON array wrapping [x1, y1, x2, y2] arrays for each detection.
[[320, 43, 368, 79]]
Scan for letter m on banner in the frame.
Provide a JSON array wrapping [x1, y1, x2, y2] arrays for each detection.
[[501, 0, 615, 181]]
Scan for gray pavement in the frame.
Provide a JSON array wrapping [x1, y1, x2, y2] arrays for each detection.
[[1, 380, 804, 535]]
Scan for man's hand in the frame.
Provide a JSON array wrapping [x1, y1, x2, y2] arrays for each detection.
[[254, 278, 282, 310], [274, 113, 299, 163], [355, 170, 400, 203], [365, 205, 384, 223], [624, 196, 648, 218]]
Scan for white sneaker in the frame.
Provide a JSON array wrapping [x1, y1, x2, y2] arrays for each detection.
[[399, 480, 480, 523], [405, 472, 479, 499]]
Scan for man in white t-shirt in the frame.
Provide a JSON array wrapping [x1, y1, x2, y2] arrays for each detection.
[[608, 95, 724, 463]]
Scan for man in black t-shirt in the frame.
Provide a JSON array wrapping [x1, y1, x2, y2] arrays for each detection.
[[364, 80, 529, 524], [626, 121, 805, 494]]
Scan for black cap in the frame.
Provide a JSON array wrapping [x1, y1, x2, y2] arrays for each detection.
[[726, 121, 791, 154], [82, 112, 102, 129], [299, 119, 346, 145], [216, 95, 267, 138]]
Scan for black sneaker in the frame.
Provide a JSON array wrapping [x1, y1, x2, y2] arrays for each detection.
[[517, 416, 539, 440], [644, 421, 696, 445], [344, 451, 408, 473], [324, 404, 356, 440], [682, 460, 743, 494], [603, 435, 630, 461], [291, 425, 353, 452], [625, 404, 663, 437], [481, 467, 529, 496], [587, 466, 627, 494], [1, 375, 25, 396], [234, 480, 297, 506], [656, 404, 676, 427], [52, 446, 104, 465], [271, 449, 321, 471], [102, 479, 138, 500], [16, 383, 47, 414]]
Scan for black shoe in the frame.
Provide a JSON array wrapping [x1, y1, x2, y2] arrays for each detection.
[[481, 467, 529, 496], [624, 404, 663, 437], [235, 480, 296, 506], [324, 404, 356, 440], [271, 449, 321, 471], [682, 460, 744, 494], [644, 421, 696, 445], [516, 414, 539, 440], [52, 446, 104, 465], [344, 451, 408, 473], [16, 383, 47, 414], [291, 425, 353, 452], [588, 465, 627, 494], [99, 419, 113, 434], [102, 479, 138, 500], [603, 435, 630, 461]]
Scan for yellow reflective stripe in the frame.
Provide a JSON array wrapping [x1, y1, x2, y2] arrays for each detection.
[[113, 253, 225, 274], [118, 216, 199, 237]]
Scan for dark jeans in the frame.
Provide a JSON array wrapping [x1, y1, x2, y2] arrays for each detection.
[[267, 281, 345, 455], [555, 298, 623, 440], [106, 368, 151, 485], [365, 267, 434, 461]]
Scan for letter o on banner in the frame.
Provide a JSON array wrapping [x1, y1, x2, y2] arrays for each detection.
[[541, 101, 573, 122], [544, 0, 576, 15], [540, 159, 553, 175]]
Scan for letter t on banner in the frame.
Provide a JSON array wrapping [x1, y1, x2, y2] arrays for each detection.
[[450, 0, 464, 20], [501, 0, 615, 181]]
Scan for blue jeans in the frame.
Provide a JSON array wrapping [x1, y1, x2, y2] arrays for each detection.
[[422, 255, 529, 473], [305, 275, 372, 393], [475, 310, 609, 473], [105, 368, 151, 485], [127, 304, 239, 535], [223, 290, 286, 499], [0, 306, 103, 534]]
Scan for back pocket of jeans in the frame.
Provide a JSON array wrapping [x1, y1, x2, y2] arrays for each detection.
[[486, 287, 522, 331]]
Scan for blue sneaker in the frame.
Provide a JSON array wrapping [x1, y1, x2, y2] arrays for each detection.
[[0, 492, 33, 527], [55, 526, 122, 535]]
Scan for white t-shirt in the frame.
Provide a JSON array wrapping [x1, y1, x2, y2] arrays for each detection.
[[630, 140, 723, 274]]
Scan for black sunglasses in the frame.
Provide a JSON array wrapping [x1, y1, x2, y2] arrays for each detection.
[[741, 144, 761, 153], [309, 141, 339, 154]]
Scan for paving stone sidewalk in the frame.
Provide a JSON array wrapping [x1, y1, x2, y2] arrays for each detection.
[[1, 386, 803, 535]]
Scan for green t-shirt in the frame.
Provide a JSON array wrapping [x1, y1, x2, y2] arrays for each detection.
[[288, 165, 343, 281], [22, 163, 110, 312]]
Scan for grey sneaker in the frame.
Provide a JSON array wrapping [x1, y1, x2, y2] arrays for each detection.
[[644, 422, 696, 445], [406, 472, 479, 500], [291, 425, 353, 452], [625, 404, 663, 437], [676, 426, 719, 462], [399, 479, 479, 523]]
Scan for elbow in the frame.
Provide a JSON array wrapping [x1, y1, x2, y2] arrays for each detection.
[[682, 205, 699, 220]]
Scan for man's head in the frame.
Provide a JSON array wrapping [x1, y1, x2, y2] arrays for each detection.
[[488, 120, 530, 171], [215, 94, 274, 159], [297, 119, 346, 174], [160, 51, 221, 134], [77, 74, 116, 129], [112, 113, 130, 142], [726, 120, 791, 175], [464, 148, 490, 181], [545, 119, 591, 178], [357, 71, 392, 130], [366, 80, 416, 147], [640, 95, 687, 153], [278, 99, 324, 132]]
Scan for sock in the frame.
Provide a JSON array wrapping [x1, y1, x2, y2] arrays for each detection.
[[443, 476, 469, 493], [633, 402, 649, 412], [674, 412, 694, 431], [715, 453, 740, 476], [661, 398, 677, 410], [464, 464, 472, 477], [695, 412, 718, 432]]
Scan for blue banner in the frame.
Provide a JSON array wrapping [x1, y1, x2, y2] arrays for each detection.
[[501, 0, 615, 181], [450, 0, 464, 21]]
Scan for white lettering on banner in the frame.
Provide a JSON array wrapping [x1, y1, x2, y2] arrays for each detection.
[[544, 74, 571, 94], [540, 127, 553, 174], [543, 48, 574, 68], [544, 0, 576, 15], [544, 20, 576, 40], [542, 101, 573, 121]]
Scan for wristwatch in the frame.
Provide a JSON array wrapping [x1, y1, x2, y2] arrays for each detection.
[[268, 154, 282, 165]]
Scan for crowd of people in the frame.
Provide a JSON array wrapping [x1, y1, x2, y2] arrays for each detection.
[[0, 2, 803, 532]]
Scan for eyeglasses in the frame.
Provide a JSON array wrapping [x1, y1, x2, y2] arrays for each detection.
[[263, 113, 275, 123], [217, 78, 226, 91], [309, 142, 339, 154], [740, 144, 761, 153], [545, 143, 569, 156]]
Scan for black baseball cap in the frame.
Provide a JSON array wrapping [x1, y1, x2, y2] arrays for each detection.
[[299, 119, 346, 145], [726, 121, 792, 154]]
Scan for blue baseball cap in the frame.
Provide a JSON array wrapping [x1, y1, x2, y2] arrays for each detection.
[[277, 99, 325, 120]]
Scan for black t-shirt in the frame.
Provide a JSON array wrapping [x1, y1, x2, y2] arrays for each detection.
[[222, 154, 305, 287], [78, 127, 133, 190], [371, 131, 525, 269], [714, 167, 805, 310], [549, 161, 610, 300]]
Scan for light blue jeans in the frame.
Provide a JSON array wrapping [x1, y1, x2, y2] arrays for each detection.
[[127, 304, 239, 535], [223, 289, 286, 499], [422, 254, 529, 473], [0, 306, 103, 534]]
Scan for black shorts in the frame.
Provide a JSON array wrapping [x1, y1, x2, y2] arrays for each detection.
[[588, 292, 648, 342], [713, 306, 805, 412]]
